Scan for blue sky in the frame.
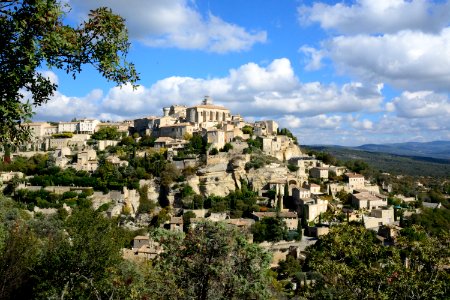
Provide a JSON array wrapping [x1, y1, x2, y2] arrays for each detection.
[[35, 0, 450, 146]]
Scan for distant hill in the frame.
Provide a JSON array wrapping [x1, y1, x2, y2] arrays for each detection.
[[355, 141, 450, 160], [303, 144, 450, 177]]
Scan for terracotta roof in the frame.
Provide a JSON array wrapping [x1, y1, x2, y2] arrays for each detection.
[[345, 173, 364, 178]]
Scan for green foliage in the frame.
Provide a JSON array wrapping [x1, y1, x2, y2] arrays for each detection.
[[203, 182, 259, 217], [139, 135, 156, 147], [245, 152, 279, 170], [182, 211, 196, 232], [287, 164, 299, 172], [151, 222, 272, 299], [0, 153, 49, 175], [13, 187, 92, 209], [406, 207, 450, 238], [221, 142, 233, 152], [160, 163, 181, 187], [91, 126, 121, 140], [1, 0, 138, 144], [30, 208, 127, 298], [277, 128, 298, 144], [242, 125, 254, 135], [244, 137, 262, 153], [336, 190, 352, 205], [252, 217, 288, 243], [209, 147, 219, 155], [137, 184, 155, 214], [119, 136, 136, 146], [51, 132, 74, 138], [345, 159, 370, 173], [299, 224, 450, 299]]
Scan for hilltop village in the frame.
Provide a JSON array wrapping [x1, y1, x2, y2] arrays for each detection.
[[0, 96, 449, 298], [1, 96, 425, 260]]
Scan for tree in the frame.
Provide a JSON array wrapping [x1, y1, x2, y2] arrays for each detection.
[[300, 224, 450, 299], [1, 0, 138, 144], [252, 217, 288, 243], [91, 126, 121, 140], [31, 208, 126, 298], [151, 222, 272, 299]]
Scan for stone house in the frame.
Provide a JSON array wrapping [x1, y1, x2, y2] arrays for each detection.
[[329, 166, 347, 177], [159, 122, 196, 139], [97, 140, 120, 151], [251, 211, 298, 230], [307, 183, 321, 195], [0, 171, 24, 183], [345, 173, 365, 190], [78, 119, 100, 134], [297, 198, 328, 222], [106, 155, 129, 167], [154, 137, 188, 150], [363, 208, 394, 229], [58, 121, 78, 133], [310, 167, 329, 179], [204, 128, 226, 150], [75, 149, 98, 171], [352, 190, 387, 210], [253, 120, 279, 136], [292, 187, 311, 200], [169, 217, 183, 232], [131, 236, 162, 260]]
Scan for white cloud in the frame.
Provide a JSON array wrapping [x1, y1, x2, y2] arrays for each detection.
[[39, 70, 59, 85], [34, 59, 450, 145], [299, 46, 325, 71], [299, 0, 450, 35], [69, 0, 266, 53], [321, 28, 450, 92], [34, 89, 102, 120], [389, 91, 450, 118]]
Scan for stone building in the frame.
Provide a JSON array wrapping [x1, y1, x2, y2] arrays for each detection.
[[58, 121, 78, 133], [251, 211, 298, 230], [186, 96, 231, 128], [345, 173, 365, 190], [159, 122, 196, 139], [352, 190, 387, 210], [292, 187, 311, 200], [310, 167, 329, 179]]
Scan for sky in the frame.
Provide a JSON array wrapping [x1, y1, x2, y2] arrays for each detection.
[[33, 0, 450, 146]]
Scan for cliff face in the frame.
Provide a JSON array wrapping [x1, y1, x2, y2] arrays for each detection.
[[138, 141, 303, 205]]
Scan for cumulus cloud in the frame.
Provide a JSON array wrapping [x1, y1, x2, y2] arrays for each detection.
[[389, 91, 450, 118], [34, 89, 102, 120], [326, 28, 450, 92], [299, 0, 450, 35], [69, 0, 266, 53], [34, 59, 450, 145], [299, 46, 325, 71], [92, 58, 383, 118]]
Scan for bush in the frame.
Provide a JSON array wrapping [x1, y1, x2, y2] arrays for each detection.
[[52, 132, 73, 138], [220, 143, 233, 152], [287, 164, 299, 172]]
